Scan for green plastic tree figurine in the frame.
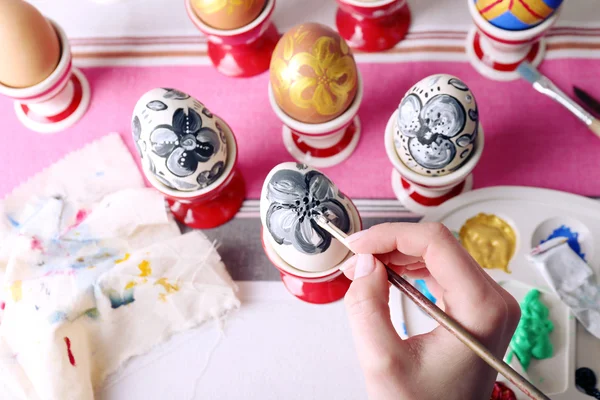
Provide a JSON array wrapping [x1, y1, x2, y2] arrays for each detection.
[[507, 289, 554, 371]]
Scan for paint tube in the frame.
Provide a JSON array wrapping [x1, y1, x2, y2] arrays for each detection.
[[528, 238, 600, 339]]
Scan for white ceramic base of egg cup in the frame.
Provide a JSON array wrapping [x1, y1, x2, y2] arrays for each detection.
[[142, 116, 246, 229], [465, 0, 561, 81], [185, 0, 279, 78], [268, 72, 364, 169], [384, 110, 485, 216], [261, 199, 362, 304], [0, 21, 90, 134]]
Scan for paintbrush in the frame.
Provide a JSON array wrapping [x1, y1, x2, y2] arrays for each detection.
[[315, 215, 550, 400], [516, 61, 600, 139], [574, 86, 600, 118]]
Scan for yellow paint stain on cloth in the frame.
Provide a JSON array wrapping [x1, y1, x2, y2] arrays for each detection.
[[10, 281, 22, 302], [115, 253, 130, 264]]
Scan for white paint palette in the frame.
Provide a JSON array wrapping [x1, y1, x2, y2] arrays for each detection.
[[398, 186, 600, 399]]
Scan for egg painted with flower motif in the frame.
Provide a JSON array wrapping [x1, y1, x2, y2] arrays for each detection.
[[269, 23, 358, 124], [132, 88, 228, 192], [260, 162, 357, 272], [475, 0, 563, 31], [394, 74, 479, 177], [191, 0, 266, 30]]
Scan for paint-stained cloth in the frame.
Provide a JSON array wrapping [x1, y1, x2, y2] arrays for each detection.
[[0, 134, 240, 400]]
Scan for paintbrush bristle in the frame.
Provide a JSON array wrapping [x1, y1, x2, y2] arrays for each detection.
[[516, 61, 541, 84], [590, 119, 600, 139]]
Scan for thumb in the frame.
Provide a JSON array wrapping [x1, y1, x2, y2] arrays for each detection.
[[344, 254, 405, 372]]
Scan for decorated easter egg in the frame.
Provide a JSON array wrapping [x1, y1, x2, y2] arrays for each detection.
[[394, 74, 479, 177], [191, 0, 266, 30], [270, 23, 358, 124], [260, 162, 357, 272], [0, 0, 60, 88], [132, 88, 228, 192], [475, 0, 563, 31]]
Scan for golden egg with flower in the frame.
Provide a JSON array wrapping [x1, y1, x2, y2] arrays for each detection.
[[191, 0, 266, 30], [269, 23, 358, 124]]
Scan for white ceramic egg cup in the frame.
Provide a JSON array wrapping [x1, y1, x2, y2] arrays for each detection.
[[399, 186, 600, 399], [268, 72, 364, 169], [261, 199, 362, 305], [466, 0, 563, 81], [384, 109, 485, 215], [0, 20, 90, 134]]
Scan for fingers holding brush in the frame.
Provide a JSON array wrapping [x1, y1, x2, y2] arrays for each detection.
[[339, 222, 524, 400]]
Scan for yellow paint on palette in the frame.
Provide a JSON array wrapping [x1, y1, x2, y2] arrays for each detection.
[[154, 278, 180, 294], [158, 293, 167, 303], [459, 213, 516, 273], [10, 280, 22, 302], [115, 253, 130, 264], [124, 281, 137, 290], [138, 260, 151, 277]]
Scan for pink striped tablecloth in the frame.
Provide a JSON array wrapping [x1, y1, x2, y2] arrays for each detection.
[[1, 59, 600, 200]]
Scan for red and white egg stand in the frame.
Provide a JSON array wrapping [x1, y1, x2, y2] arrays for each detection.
[[384, 109, 485, 215], [268, 72, 363, 168], [0, 20, 90, 134], [466, 0, 562, 81], [143, 116, 245, 229], [335, 0, 411, 52], [262, 200, 362, 304], [185, 0, 279, 78]]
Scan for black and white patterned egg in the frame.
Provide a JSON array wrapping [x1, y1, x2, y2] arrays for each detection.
[[394, 74, 479, 177], [132, 88, 228, 191]]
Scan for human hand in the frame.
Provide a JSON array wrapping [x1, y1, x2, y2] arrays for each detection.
[[341, 222, 521, 400]]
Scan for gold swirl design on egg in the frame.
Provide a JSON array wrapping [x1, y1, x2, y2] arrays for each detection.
[[271, 30, 357, 117], [459, 213, 516, 273], [193, 0, 254, 14]]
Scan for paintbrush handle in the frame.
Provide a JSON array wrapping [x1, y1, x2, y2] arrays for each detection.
[[385, 266, 549, 400], [534, 77, 594, 126]]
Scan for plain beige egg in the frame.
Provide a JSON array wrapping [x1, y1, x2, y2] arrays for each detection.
[[0, 0, 61, 88]]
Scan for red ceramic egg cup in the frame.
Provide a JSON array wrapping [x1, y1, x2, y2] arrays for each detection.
[[143, 116, 245, 229], [0, 20, 90, 134], [261, 200, 362, 304], [267, 73, 363, 169], [185, 0, 279, 77], [384, 110, 485, 215], [466, 0, 562, 81], [335, 0, 411, 52]]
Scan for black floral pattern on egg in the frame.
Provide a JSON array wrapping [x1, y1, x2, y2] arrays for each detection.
[[146, 101, 167, 111], [266, 169, 350, 255], [150, 107, 221, 178], [132, 115, 142, 157], [408, 136, 456, 170]]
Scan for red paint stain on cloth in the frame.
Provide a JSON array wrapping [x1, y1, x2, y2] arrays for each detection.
[[30, 236, 43, 251], [64, 337, 76, 366]]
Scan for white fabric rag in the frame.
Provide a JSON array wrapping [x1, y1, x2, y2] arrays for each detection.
[[0, 134, 240, 400], [528, 237, 600, 339]]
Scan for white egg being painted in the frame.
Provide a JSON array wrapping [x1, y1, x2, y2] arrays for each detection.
[[260, 162, 357, 273], [132, 88, 228, 192], [394, 74, 479, 177]]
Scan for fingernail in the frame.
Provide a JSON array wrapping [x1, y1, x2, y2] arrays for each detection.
[[347, 229, 367, 243], [339, 256, 356, 271], [354, 254, 375, 279]]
